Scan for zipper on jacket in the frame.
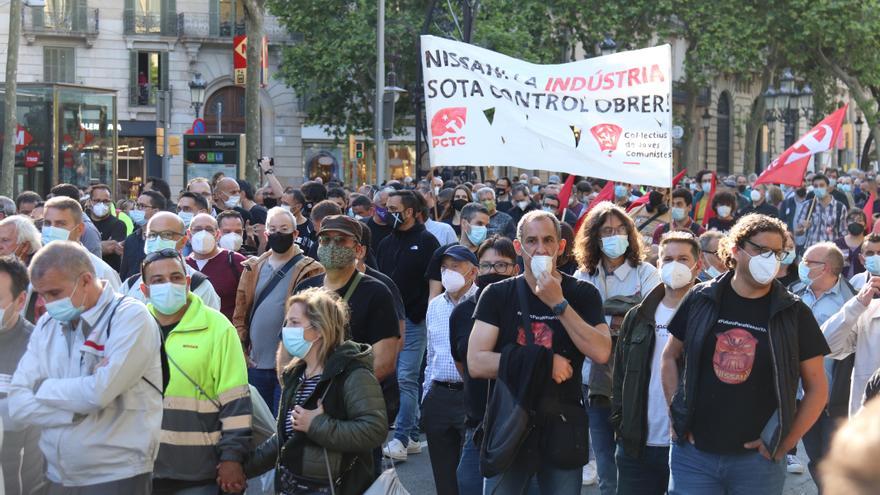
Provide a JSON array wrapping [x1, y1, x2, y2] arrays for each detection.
[[766, 315, 784, 458]]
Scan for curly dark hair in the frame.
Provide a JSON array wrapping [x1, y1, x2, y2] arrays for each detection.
[[573, 202, 645, 275], [718, 213, 788, 270]]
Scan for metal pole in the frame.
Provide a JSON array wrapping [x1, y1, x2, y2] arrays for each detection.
[[217, 101, 222, 133], [375, 0, 385, 185], [163, 89, 171, 183], [1, 0, 23, 196]]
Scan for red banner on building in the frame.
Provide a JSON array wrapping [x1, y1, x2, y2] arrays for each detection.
[[233, 35, 247, 86]]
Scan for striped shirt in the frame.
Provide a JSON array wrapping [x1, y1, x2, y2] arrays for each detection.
[[284, 374, 323, 438], [424, 284, 478, 396]]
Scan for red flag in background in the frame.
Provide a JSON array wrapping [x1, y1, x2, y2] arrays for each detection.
[[755, 105, 848, 187], [575, 181, 615, 235], [865, 191, 877, 232], [700, 172, 717, 227], [557, 175, 577, 216], [672, 169, 687, 187]]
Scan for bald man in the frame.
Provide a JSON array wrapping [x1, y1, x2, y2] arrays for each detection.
[[185, 213, 246, 321], [9, 241, 162, 493], [121, 212, 221, 311]]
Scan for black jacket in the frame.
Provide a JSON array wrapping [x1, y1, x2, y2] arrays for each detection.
[[119, 228, 146, 280], [670, 271, 807, 456], [610, 284, 667, 458], [376, 223, 440, 324]]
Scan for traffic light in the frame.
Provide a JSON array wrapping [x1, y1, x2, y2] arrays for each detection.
[[156, 127, 165, 156], [355, 141, 364, 160]]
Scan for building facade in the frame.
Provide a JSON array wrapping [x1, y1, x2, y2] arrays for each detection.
[[0, 0, 305, 198]]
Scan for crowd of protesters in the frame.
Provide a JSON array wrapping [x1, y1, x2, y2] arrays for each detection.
[[1, 160, 880, 495]]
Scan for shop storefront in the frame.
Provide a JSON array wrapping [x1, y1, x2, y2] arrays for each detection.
[[0, 83, 117, 197]]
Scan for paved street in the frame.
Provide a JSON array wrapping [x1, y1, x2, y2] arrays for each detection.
[[393, 438, 820, 495]]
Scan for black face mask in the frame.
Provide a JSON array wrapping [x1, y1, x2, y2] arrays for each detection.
[[263, 197, 278, 209], [453, 199, 468, 212], [476, 272, 511, 289], [848, 222, 866, 236], [267, 232, 294, 253], [495, 188, 506, 198], [390, 211, 407, 230], [796, 187, 807, 198], [737, 185, 747, 193]]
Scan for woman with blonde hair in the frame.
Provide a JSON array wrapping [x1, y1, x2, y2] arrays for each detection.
[[247, 287, 387, 494]]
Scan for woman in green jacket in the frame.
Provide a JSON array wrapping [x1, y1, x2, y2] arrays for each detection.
[[247, 287, 387, 494]]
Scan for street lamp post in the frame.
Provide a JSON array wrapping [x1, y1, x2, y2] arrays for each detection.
[[763, 68, 814, 158], [701, 108, 711, 169], [856, 115, 864, 168], [188, 72, 207, 119]]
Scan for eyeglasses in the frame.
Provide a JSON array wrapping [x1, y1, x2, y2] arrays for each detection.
[[146, 230, 184, 241], [136, 202, 154, 210], [478, 261, 515, 273], [802, 259, 826, 268], [141, 248, 183, 271], [318, 234, 355, 246], [743, 239, 786, 261]]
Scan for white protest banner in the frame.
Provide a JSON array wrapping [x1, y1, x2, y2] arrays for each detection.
[[421, 35, 673, 187]]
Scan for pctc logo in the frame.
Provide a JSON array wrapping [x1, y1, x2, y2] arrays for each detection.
[[431, 107, 467, 148]]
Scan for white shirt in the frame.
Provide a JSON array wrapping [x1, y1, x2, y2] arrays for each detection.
[[425, 219, 458, 246], [646, 302, 675, 446], [851, 271, 870, 290], [424, 283, 478, 396], [576, 261, 660, 380], [88, 252, 121, 291], [124, 264, 221, 311]]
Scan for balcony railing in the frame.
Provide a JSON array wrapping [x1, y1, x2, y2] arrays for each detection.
[[130, 84, 159, 107], [123, 9, 178, 36], [22, 6, 99, 37], [177, 12, 298, 43]]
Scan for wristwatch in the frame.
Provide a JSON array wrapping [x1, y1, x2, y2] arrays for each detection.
[[552, 299, 569, 316]]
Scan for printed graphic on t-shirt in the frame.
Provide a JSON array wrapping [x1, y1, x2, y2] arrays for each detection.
[[712, 327, 759, 384], [516, 320, 554, 349]]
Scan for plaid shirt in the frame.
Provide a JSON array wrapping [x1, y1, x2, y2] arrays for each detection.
[[795, 198, 848, 246], [424, 283, 479, 396]]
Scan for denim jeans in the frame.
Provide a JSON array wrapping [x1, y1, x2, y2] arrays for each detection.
[[393, 318, 427, 444], [457, 427, 483, 495], [483, 454, 580, 495], [615, 442, 669, 495], [668, 441, 786, 495], [248, 368, 282, 417], [802, 410, 836, 491], [587, 396, 617, 495]]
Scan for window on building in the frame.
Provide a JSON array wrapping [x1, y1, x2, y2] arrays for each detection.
[[44, 46, 75, 83], [129, 51, 168, 106], [124, 0, 176, 35], [212, 0, 245, 36]]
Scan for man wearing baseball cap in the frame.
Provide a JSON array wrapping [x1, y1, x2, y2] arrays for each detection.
[[422, 243, 479, 493]]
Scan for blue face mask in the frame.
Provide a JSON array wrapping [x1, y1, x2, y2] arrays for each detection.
[[281, 326, 317, 359], [41, 225, 71, 245], [866, 255, 880, 275], [798, 263, 816, 286], [467, 225, 487, 246], [840, 184, 852, 193], [614, 185, 628, 199], [178, 211, 194, 228], [705, 265, 723, 279], [781, 250, 796, 265], [601, 235, 629, 259], [144, 237, 178, 255], [45, 276, 85, 323], [148, 282, 188, 315], [375, 206, 388, 221], [129, 209, 146, 226], [671, 207, 687, 221], [814, 187, 828, 199]]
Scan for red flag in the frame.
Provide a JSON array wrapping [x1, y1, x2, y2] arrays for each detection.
[[672, 169, 686, 187], [556, 175, 577, 216], [700, 172, 717, 227], [865, 191, 876, 231], [626, 194, 650, 212], [755, 106, 848, 187], [575, 181, 615, 235]]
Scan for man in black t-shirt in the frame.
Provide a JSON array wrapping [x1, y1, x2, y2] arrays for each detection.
[[87, 184, 127, 271], [470, 210, 611, 493], [661, 213, 829, 495]]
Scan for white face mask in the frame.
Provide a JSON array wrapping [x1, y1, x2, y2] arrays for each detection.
[[218, 232, 243, 251], [661, 261, 695, 290], [745, 250, 780, 285], [41, 225, 71, 245], [529, 254, 554, 279], [517, 200, 530, 210], [441, 268, 467, 293], [600, 235, 629, 259], [716, 205, 732, 218], [91, 202, 110, 218], [190, 230, 217, 255], [750, 190, 762, 203], [225, 195, 241, 209]]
